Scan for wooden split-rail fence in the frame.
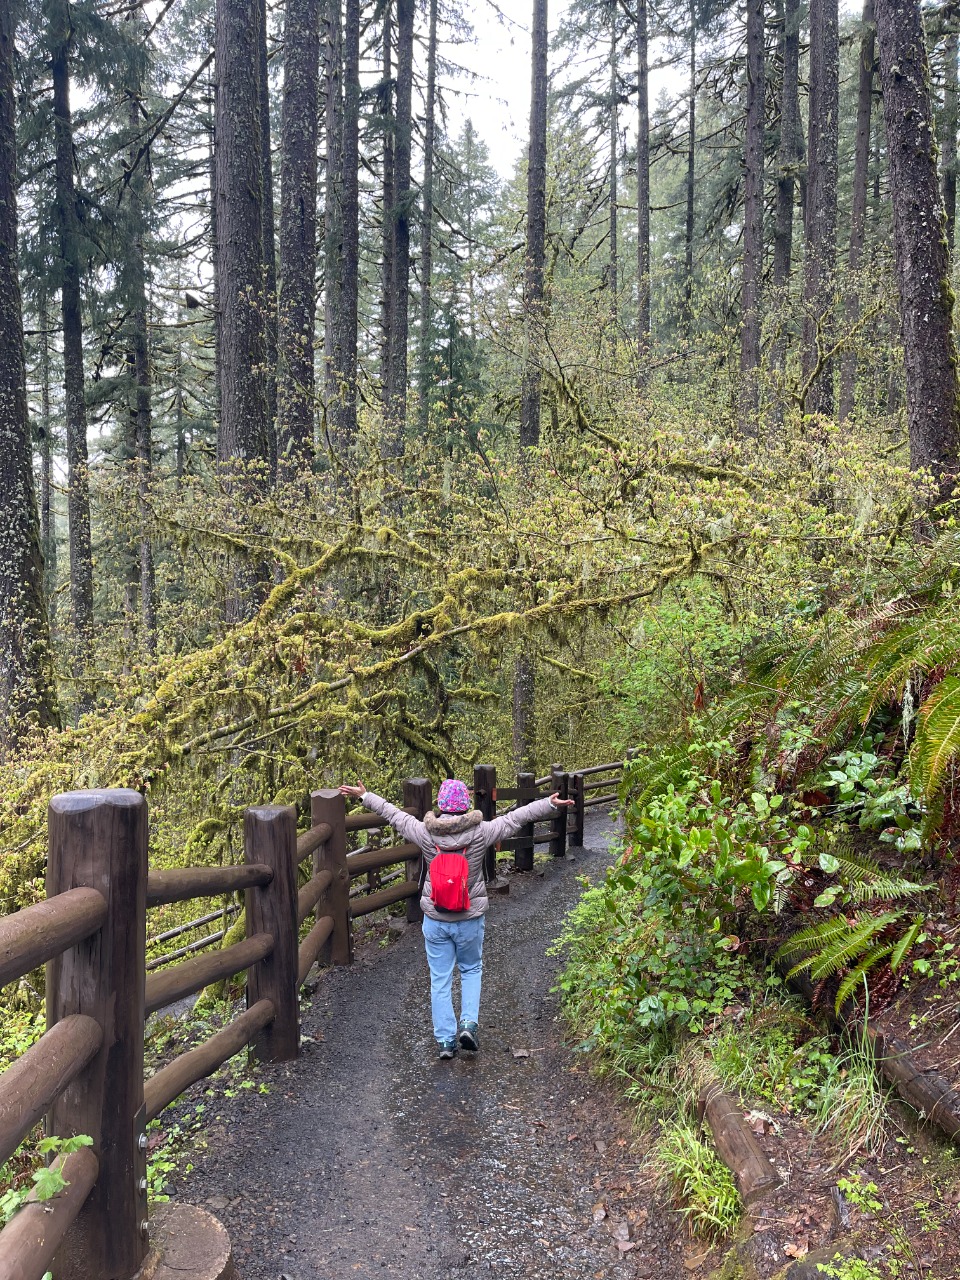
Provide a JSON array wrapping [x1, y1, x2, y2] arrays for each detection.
[[0, 757, 628, 1280]]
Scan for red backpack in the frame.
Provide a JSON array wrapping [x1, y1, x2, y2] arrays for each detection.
[[429, 846, 471, 913]]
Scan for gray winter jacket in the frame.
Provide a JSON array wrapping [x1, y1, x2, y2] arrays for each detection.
[[359, 791, 559, 922]]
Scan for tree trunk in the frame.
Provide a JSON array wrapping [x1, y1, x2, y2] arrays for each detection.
[[50, 8, 94, 642], [876, 0, 960, 506], [739, 0, 765, 428], [0, 1, 59, 748], [208, 90, 221, 429], [379, 3, 395, 414], [259, 0, 278, 471], [277, 0, 321, 467], [417, 0, 439, 432], [636, 0, 650, 344], [214, 0, 270, 467], [323, 0, 344, 439], [772, 0, 801, 287], [335, 0, 360, 446], [801, 0, 839, 416], [839, 0, 875, 422], [512, 648, 537, 774], [942, 25, 958, 252], [123, 95, 155, 654], [683, 0, 696, 331], [384, 0, 414, 449], [515, 0, 549, 775], [39, 293, 57, 611], [519, 0, 548, 449], [608, 3, 618, 330]]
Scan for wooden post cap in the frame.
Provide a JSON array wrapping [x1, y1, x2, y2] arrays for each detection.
[[134, 1203, 234, 1280], [49, 788, 146, 812]]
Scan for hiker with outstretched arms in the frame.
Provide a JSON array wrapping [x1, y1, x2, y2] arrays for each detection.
[[339, 779, 574, 1059]]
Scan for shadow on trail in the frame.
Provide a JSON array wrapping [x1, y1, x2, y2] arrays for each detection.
[[169, 813, 686, 1280]]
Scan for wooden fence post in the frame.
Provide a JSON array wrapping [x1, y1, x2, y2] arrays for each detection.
[[245, 805, 299, 1062], [473, 764, 497, 881], [47, 789, 149, 1280], [548, 764, 567, 858], [514, 771, 537, 872], [312, 789, 351, 965], [403, 778, 431, 923], [569, 772, 585, 847]]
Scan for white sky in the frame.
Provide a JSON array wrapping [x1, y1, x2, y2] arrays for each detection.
[[445, 0, 687, 178]]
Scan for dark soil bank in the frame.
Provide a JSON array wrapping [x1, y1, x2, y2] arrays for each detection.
[[168, 814, 688, 1280]]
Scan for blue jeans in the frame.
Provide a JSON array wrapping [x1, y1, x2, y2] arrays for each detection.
[[422, 914, 486, 1042]]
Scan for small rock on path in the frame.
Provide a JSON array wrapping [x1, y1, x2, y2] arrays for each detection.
[[169, 813, 687, 1280]]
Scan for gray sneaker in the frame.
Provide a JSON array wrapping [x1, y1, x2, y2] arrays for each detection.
[[437, 1038, 458, 1059], [458, 1020, 480, 1052]]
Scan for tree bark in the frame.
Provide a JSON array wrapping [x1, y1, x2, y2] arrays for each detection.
[[417, 0, 439, 433], [801, 0, 839, 416], [384, 0, 414, 449], [123, 95, 155, 655], [772, 0, 801, 287], [379, 3, 395, 415], [323, 0, 344, 439], [635, 0, 650, 343], [839, 0, 875, 422], [335, 0, 360, 446], [0, 1, 59, 748], [876, 0, 960, 506], [682, 0, 696, 331], [49, 4, 94, 641], [942, 25, 958, 252], [519, 0, 548, 448], [608, 2, 618, 331], [259, 0, 279, 471], [214, 0, 270, 468], [739, 0, 765, 428], [39, 293, 57, 611], [277, 0, 321, 466]]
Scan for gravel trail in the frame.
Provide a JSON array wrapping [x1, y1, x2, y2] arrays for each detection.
[[169, 813, 687, 1280]]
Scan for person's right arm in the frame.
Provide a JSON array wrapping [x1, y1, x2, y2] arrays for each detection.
[[338, 783, 425, 845]]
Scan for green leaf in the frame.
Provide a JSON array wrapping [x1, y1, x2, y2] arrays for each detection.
[[751, 881, 771, 912], [819, 852, 840, 874]]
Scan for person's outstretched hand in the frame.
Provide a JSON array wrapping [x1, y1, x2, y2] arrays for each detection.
[[549, 792, 575, 808], [338, 783, 367, 799]]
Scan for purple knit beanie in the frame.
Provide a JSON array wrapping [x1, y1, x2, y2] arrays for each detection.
[[436, 778, 471, 814]]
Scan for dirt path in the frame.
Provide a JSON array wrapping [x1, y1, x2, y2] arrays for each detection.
[[168, 813, 687, 1280]]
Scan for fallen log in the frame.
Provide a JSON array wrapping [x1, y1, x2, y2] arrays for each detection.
[[698, 1082, 782, 1206], [778, 962, 960, 1145]]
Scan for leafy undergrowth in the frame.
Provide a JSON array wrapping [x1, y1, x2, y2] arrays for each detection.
[[555, 602, 960, 1277]]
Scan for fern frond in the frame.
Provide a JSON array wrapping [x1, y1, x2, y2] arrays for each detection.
[[911, 675, 960, 798], [847, 874, 929, 904], [834, 943, 894, 1012], [776, 916, 858, 963], [889, 915, 924, 971], [624, 747, 691, 808], [785, 911, 904, 981]]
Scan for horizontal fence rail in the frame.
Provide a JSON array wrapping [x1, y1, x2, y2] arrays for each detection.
[[0, 888, 107, 989], [0, 758, 629, 1278]]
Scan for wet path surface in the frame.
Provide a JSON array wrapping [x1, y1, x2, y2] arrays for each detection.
[[170, 814, 687, 1280]]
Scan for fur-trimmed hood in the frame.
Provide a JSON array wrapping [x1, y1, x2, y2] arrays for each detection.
[[423, 809, 483, 838]]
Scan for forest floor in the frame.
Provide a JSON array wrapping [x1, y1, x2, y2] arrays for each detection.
[[154, 811, 960, 1280]]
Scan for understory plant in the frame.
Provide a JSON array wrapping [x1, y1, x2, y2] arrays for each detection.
[[654, 1120, 742, 1241]]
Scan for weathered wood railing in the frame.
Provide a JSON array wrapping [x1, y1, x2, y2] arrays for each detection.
[[0, 757, 629, 1279]]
